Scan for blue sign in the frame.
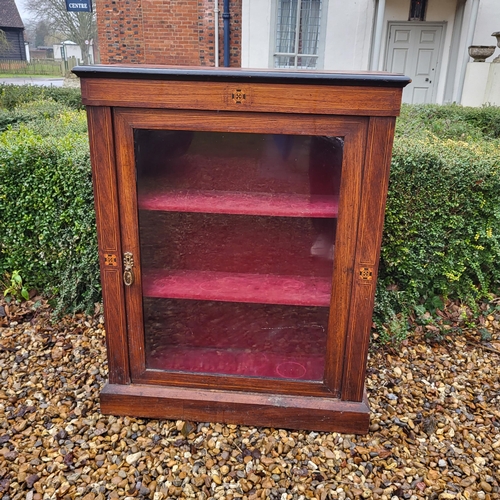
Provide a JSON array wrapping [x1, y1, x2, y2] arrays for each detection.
[[65, 0, 92, 12]]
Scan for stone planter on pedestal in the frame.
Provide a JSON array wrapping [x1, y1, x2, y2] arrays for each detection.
[[468, 45, 496, 62], [484, 33, 500, 105]]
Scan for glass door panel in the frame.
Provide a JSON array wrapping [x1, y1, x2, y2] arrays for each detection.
[[135, 131, 343, 381]]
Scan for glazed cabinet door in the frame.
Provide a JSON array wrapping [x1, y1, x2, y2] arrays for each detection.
[[113, 108, 368, 398]]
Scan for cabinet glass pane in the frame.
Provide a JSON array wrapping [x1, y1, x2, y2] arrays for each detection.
[[135, 130, 343, 381]]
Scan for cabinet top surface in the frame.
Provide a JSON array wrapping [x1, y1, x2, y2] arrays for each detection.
[[73, 65, 410, 88]]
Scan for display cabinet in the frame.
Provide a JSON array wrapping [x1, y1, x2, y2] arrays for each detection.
[[74, 65, 409, 434]]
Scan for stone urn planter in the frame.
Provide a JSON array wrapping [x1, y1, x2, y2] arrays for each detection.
[[468, 45, 496, 62], [492, 32, 500, 62]]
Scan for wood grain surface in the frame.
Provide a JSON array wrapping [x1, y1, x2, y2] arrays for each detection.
[[81, 79, 403, 117], [86, 106, 129, 385], [100, 383, 370, 434]]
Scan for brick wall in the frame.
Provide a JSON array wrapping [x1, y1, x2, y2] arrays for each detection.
[[96, 0, 242, 66], [96, 0, 145, 64]]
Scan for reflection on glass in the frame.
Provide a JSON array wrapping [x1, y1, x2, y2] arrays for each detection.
[[145, 299, 328, 380], [135, 131, 343, 380]]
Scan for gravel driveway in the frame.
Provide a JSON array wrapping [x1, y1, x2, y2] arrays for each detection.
[[0, 300, 499, 500]]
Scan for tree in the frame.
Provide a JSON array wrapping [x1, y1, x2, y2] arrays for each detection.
[[25, 0, 96, 64], [35, 20, 50, 48]]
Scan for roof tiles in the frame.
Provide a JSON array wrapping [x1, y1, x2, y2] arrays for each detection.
[[0, 0, 24, 29]]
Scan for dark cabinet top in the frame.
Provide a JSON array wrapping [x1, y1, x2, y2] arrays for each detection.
[[73, 65, 411, 88]]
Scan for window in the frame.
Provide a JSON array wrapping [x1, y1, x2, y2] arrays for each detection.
[[409, 0, 427, 21], [274, 0, 322, 69]]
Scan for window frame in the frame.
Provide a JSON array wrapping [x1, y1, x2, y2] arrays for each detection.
[[272, 0, 328, 70], [408, 0, 428, 21]]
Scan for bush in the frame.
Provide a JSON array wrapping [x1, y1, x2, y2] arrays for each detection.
[[397, 103, 500, 141], [0, 84, 83, 111], [0, 115, 99, 316], [375, 130, 500, 339], [0, 99, 88, 133]]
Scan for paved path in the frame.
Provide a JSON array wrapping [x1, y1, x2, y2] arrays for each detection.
[[0, 77, 64, 87]]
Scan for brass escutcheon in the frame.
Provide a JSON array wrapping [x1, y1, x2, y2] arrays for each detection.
[[123, 252, 134, 286]]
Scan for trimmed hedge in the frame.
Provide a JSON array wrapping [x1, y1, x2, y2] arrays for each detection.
[[375, 134, 500, 336], [0, 101, 99, 315], [397, 103, 500, 141], [374, 104, 500, 339], [0, 99, 89, 134], [0, 92, 499, 329], [0, 84, 83, 111]]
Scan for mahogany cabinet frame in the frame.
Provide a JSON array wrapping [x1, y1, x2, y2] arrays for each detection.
[[75, 66, 409, 434]]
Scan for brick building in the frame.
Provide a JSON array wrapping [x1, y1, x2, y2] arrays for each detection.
[[96, 0, 500, 106], [96, 0, 241, 66]]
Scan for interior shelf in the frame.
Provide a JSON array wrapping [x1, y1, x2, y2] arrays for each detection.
[[138, 190, 339, 218], [142, 269, 332, 306], [148, 345, 325, 380]]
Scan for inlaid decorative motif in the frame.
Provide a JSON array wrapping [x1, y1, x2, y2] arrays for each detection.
[[104, 254, 118, 267], [359, 267, 373, 282], [232, 89, 246, 104]]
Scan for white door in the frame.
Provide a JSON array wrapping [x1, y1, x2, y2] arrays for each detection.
[[385, 23, 444, 104]]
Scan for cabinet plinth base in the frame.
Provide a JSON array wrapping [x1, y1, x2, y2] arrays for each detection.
[[100, 383, 370, 434]]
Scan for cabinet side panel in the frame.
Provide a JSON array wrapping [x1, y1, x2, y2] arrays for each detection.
[[341, 116, 396, 402], [87, 106, 130, 385]]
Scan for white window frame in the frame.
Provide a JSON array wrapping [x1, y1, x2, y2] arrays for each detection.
[[272, 0, 327, 70]]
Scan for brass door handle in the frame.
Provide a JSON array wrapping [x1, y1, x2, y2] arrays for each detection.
[[123, 252, 134, 286]]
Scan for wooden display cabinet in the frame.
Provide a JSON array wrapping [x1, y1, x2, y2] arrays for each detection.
[[74, 66, 409, 434]]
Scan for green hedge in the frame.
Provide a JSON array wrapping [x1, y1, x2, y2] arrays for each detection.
[[0, 102, 99, 315], [0, 99, 88, 133], [0, 93, 499, 329], [374, 106, 500, 339], [378, 136, 500, 297], [397, 103, 500, 141], [0, 84, 83, 111]]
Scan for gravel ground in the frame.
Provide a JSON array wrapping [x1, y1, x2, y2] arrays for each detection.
[[0, 299, 499, 500]]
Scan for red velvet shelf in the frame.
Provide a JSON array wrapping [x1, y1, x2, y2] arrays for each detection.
[[138, 190, 339, 218], [142, 269, 332, 306], [148, 346, 325, 380]]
